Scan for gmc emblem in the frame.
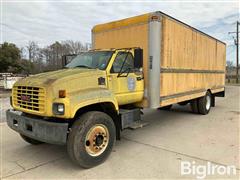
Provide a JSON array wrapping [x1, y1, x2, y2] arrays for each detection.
[[21, 95, 31, 102]]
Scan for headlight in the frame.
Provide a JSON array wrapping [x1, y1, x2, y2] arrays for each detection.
[[53, 103, 65, 115]]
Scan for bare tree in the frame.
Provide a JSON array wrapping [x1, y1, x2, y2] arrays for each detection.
[[26, 41, 39, 62], [20, 47, 27, 59], [40, 47, 51, 64], [226, 61, 234, 73], [63, 40, 87, 54], [226, 60, 234, 83], [23, 40, 90, 72]]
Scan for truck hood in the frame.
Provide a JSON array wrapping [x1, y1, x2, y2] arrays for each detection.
[[15, 68, 106, 88]]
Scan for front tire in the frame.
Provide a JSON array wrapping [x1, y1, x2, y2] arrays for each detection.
[[20, 134, 44, 145], [67, 111, 116, 168]]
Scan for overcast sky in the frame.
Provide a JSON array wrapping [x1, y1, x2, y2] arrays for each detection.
[[1, 0, 239, 63]]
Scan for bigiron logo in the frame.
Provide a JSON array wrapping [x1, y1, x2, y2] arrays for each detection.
[[180, 161, 237, 179]]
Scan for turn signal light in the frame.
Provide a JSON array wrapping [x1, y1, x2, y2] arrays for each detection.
[[59, 90, 66, 98]]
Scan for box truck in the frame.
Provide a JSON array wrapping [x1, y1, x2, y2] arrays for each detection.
[[6, 11, 226, 168]]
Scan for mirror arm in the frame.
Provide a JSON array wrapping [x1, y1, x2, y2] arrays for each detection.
[[117, 49, 131, 77], [118, 68, 131, 77]]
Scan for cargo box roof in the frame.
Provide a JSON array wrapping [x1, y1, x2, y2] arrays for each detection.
[[92, 11, 225, 45]]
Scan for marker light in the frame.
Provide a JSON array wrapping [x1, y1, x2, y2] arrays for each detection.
[[151, 15, 159, 21], [59, 90, 66, 98]]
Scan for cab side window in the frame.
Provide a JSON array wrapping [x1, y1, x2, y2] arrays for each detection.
[[111, 52, 134, 73]]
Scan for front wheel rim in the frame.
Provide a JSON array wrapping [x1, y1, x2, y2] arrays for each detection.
[[85, 124, 109, 157], [206, 95, 211, 110]]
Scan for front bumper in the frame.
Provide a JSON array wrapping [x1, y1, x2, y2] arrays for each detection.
[[6, 109, 69, 145]]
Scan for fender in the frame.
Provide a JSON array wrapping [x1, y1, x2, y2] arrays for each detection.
[[69, 88, 119, 118]]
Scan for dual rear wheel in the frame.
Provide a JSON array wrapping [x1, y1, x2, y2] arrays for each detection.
[[158, 91, 213, 115], [190, 91, 212, 115]]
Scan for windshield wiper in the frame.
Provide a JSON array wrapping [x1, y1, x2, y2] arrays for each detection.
[[74, 65, 93, 69]]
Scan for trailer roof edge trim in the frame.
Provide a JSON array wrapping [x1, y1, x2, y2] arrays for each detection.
[[92, 11, 226, 45], [92, 13, 150, 33], [156, 11, 225, 45]]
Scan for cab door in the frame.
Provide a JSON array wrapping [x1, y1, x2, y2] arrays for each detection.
[[107, 51, 144, 105]]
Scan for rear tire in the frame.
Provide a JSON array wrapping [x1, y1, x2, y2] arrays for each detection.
[[20, 134, 44, 145], [198, 91, 212, 115], [158, 105, 172, 110], [190, 99, 199, 114], [67, 111, 116, 168]]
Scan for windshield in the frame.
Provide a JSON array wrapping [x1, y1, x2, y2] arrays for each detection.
[[65, 51, 113, 70]]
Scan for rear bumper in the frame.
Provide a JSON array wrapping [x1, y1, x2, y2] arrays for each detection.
[[6, 109, 68, 145]]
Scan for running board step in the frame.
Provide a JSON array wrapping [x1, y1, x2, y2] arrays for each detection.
[[119, 108, 148, 130], [127, 121, 149, 130]]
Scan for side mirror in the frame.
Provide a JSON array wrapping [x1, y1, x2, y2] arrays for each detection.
[[134, 48, 143, 69], [62, 55, 67, 67]]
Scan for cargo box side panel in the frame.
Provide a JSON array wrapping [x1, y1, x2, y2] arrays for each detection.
[[160, 17, 226, 106], [93, 22, 149, 107]]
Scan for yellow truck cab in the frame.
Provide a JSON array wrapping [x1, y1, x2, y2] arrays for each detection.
[[6, 11, 226, 168], [7, 48, 145, 168]]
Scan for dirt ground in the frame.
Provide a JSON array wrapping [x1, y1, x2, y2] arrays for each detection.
[[0, 86, 239, 179]]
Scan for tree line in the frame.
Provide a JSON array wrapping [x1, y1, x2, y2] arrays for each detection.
[[0, 41, 236, 77], [0, 40, 90, 74]]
